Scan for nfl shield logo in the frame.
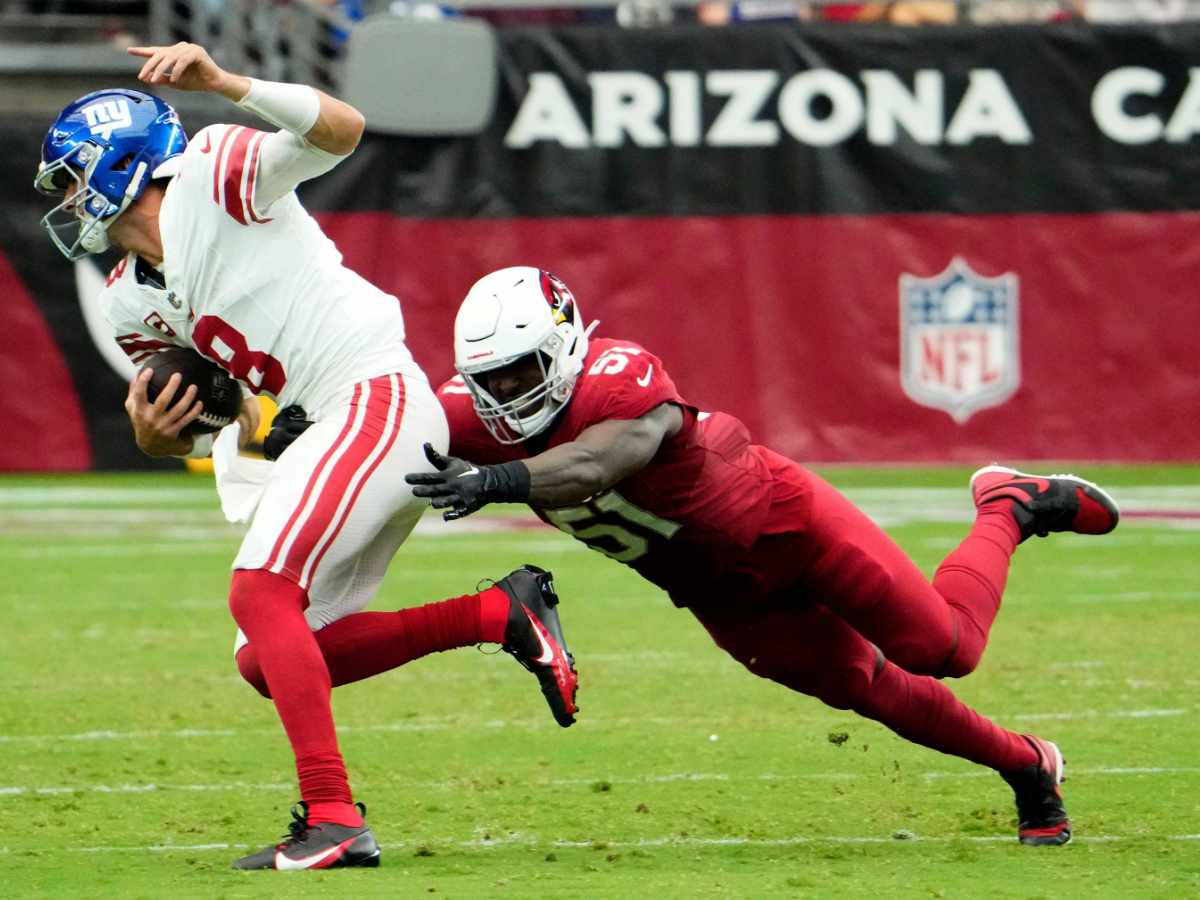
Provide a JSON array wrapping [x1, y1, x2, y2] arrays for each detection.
[[899, 258, 1020, 424]]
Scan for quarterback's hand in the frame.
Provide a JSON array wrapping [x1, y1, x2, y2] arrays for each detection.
[[128, 43, 249, 100], [125, 367, 202, 457], [405, 443, 531, 521], [263, 405, 313, 461], [235, 395, 261, 450]]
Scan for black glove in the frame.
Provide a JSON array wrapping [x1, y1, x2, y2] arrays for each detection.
[[405, 443, 531, 520], [263, 405, 314, 461]]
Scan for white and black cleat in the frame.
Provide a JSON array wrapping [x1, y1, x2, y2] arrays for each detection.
[[232, 802, 381, 870], [495, 565, 579, 727]]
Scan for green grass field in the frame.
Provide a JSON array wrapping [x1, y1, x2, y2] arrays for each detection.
[[1, 466, 1198, 899]]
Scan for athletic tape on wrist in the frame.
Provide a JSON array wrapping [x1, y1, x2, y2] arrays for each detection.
[[236, 78, 321, 136]]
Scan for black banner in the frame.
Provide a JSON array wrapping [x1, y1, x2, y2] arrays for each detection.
[[322, 23, 1200, 218]]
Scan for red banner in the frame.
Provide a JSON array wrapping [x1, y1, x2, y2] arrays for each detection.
[[322, 210, 1200, 463], [0, 250, 90, 471]]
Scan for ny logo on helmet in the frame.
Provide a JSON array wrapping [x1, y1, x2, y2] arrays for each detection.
[[82, 99, 133, 141], [899, 257, 1020, 424]]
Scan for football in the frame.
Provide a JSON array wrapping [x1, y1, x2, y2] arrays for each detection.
[[141, 347, 242, 435]]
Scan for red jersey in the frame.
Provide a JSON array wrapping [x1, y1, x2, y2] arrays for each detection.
[[437, 338, 811, 606]]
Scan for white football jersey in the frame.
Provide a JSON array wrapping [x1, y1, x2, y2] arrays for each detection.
[[100, 123, 422, 414]]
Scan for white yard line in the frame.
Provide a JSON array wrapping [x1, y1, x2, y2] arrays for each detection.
[[4, 707, 1188, 745], [4, 486, 1200, 539], [5, 765, 1198, 801], [1058, 591, 1200, 605], [0, 487, 213, 507], [0, 719, 525, 744], [3, 831, 1197, 855], [0, 542, 235, 558], [1009, 708, 1186, 721], [919, 766, 1200, 780], [0, 782, 291, 797]]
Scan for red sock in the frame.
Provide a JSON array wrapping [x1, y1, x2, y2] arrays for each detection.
[[858, 660, 1038, 771], [932, 503, 1022, 676], [306, 800, 363, 828], [237, 586, 510, 695], [229, 569, 354, 814]]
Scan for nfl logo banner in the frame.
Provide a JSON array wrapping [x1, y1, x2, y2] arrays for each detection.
[[899, 258, 1020, 424]]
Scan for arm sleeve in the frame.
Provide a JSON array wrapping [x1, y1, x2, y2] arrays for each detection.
[[251, 129, 346, 212]]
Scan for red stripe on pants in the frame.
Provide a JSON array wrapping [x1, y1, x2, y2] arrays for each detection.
[[267, 376, 399, 587], [265, 383, 363, 574], [275, 376, 395, 586], [302, 375, 406, 586]]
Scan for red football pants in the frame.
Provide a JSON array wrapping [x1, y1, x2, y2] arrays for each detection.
[[691, 469, 1036, 772]]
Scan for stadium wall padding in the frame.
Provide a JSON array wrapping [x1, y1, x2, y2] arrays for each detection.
[[3, 23, 1199, 470]]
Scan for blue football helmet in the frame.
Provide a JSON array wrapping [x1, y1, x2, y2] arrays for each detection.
[[34, 89, 187, 260]]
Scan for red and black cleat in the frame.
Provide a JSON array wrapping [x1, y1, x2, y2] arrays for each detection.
[[232, 802, 381, 870], [1000, 736, 1072, 846], [970, 465, 1120, 542], [496, 565, 579, 727]]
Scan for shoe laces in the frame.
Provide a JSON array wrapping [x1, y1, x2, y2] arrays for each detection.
[[277, 800, 369, 847], [275, 803, 311, 849]]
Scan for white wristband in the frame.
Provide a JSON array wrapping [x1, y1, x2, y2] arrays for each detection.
[[183, 432, 215, 459], [236, 78, 321, 136]]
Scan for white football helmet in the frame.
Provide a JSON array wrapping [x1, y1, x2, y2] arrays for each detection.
[[454, 266, 596, 444]]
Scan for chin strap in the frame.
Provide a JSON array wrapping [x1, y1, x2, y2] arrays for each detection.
[[78, 160, 149, 255]]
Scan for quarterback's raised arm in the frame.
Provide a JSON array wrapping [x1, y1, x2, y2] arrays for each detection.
[[127, 43, 365, 155], [406, 403, 683, 520]]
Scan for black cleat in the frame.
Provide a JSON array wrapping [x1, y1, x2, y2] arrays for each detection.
[[999, 736, 1072, 846], [970, 465, 1120, 542], [232, 802, 381, 870], [495, 565, 579, 727]]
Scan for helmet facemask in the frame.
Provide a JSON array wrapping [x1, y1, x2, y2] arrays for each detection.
[[461, 334, 574, 445], [35, 142, 143, 260]]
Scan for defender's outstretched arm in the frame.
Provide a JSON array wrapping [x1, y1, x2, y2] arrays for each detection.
[[407, 403, 683, 519]]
